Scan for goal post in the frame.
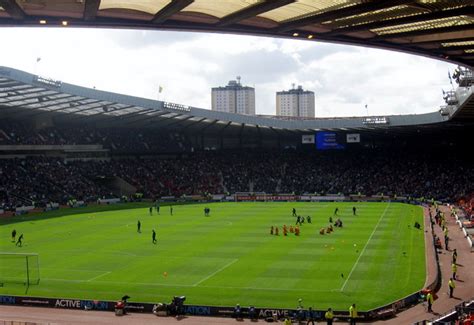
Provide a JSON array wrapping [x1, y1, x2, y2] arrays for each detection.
[[0, 253, 40, 286]]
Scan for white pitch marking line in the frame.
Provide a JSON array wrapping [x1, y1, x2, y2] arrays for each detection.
[[41, 267, 109, 273], [193, 259, 238, 287], [340, 202, 391, 292], [87, 271, 111, 282], [41, 278, 332, 292]]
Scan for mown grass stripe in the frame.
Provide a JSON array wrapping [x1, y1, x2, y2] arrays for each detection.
[[340, 202, 391, 292]]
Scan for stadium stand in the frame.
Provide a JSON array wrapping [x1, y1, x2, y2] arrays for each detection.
[[1, 61, 473, 210], [0, 157, 112, 210], [1, 145, 473, 211], [0, 120, 190, 153]]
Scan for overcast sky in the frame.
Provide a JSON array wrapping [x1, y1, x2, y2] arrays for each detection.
[[0, 27, 456, 117]]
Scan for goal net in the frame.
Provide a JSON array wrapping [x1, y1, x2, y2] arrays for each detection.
[[0, 253, 40, 285]]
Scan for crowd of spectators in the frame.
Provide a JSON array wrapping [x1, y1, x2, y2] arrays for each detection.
[[1, 149, 472, 211], [276, 150, 472, 200], [74, 156, 223, 198], [0, 157, 112, 210]]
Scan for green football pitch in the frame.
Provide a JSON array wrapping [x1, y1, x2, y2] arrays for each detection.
[[0, 201, 426, 311]]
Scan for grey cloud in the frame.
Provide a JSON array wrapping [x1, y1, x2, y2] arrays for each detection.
[[189, 48, 300, 86], [222, 52, 299, 83]]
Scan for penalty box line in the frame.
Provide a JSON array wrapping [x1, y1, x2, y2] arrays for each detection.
[[192, 259, 238, 287], [87, 271, 111, 282], [340, 202, 391, 292]]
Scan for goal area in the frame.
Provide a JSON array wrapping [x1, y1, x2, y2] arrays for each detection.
[[0, 253, 40, 286]]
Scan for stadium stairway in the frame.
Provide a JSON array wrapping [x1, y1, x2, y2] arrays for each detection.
[[276, 163, 287, 193], [218, 171, 227, 194], [275, 178, 282, 193], [7, 192, 33, 207], [93, 176, 137, 197]]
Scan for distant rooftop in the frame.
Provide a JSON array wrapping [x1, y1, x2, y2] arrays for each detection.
[[277, 85, 314, 95], [212, 79, 254, 91]]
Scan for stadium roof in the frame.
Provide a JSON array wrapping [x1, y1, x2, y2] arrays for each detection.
[[0, 1, 473, 68], [1, 66, 473, 137]]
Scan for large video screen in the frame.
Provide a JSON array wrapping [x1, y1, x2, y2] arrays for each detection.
[[316, 132, 345, 150]]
